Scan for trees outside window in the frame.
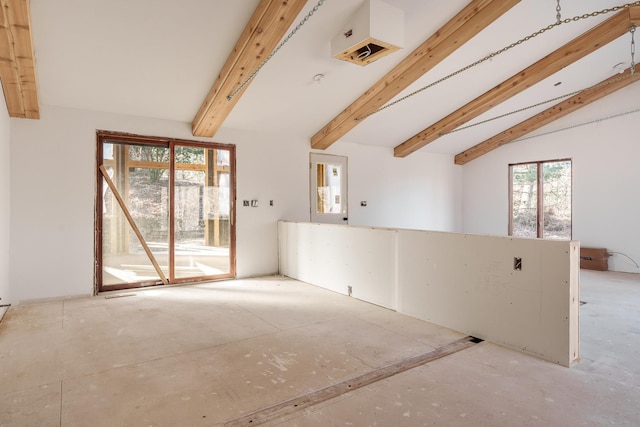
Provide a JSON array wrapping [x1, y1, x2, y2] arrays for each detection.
[[509, 159, 571, 240], [97, 132, 236, 291]]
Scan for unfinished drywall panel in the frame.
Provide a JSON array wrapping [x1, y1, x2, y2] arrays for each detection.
[[397, 230, 579, 367], [0, 86, 10, 305], [279, 221, 580, 366], [278, 221, 396, 309], [340, 225, 397, 308]]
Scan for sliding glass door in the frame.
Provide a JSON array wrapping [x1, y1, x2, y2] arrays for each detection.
[[96, 132, 235, 291], [173, 145, 232, 279]]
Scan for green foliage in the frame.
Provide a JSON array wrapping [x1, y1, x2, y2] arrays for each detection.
[[128, 145, 169, 183], [511, 160, 571, 239], [175, 146, 205, 164]]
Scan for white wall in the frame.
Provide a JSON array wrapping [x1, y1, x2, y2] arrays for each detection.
[[8, 105, 461, 303], [462, 83, 640, 273], [0, 87, 10, 305], [326, 143, 462, 232]]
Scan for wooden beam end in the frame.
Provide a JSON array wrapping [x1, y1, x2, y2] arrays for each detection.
[[191, 115, 218, 138], [454, 155, 467, 165], [630, 6, 640, 26], [393, 145, 411, 158], [0, 0, 39, 120], [191, 127, 216, 139], [310, 131, 334, 150]]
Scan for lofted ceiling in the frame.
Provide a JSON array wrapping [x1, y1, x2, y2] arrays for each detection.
[[4, 0, 640, 162]]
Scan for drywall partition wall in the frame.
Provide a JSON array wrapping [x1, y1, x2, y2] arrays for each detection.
[[278, 221, 580, 367], [0, 88, 10, 305], [278, 221, 397, 308], [461, 83, 640, 274], [396, 229, 580, 367]]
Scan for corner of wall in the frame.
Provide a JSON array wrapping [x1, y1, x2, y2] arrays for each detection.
[[0, 87, 11, 305]]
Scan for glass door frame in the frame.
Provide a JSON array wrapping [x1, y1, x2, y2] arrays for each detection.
[[309, 152, 348, 224], [94, 130, 236, 293]]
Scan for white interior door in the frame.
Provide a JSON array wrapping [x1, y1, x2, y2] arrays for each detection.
[[310, 153, 348, 224]]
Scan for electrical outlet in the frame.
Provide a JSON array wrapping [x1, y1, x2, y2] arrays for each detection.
[[360, 201, 367, 207]]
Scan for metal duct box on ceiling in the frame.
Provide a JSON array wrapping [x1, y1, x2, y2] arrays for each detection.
[[331, 0, 404, 66]]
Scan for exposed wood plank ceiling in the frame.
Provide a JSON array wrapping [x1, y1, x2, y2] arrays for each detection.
[[455, 63, 640, 165], [191, 0, 308, 138], [0, 0, 38, 119], [393, 8, 636, 158], [310, 0, 520, 150]]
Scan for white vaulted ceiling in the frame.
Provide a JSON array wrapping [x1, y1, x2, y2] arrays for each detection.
[[21, 0, 640, 161]]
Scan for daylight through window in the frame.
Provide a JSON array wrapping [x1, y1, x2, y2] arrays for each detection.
[[509, 159, 572, 240]]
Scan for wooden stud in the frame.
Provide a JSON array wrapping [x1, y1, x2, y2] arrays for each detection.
[[0, 0, 39, 118], [310, 0, 520, 150], [192, 0, 308, 137], [394, 9, 632, 158], [454, 64, 640, 165]]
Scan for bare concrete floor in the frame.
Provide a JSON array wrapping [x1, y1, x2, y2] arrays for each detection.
[[0, 270, 638, 426]]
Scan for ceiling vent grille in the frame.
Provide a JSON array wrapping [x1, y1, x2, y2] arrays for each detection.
[[331, 0, 404, 66]]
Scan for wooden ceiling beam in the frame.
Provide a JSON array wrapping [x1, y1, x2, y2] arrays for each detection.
[[454, 64, 640, 165], [192, 0, 307, 138], [0, 0, 39, 119], [394, 9, 633, 158], [310, 0, 520, 150], [630, 5, 640, 25]]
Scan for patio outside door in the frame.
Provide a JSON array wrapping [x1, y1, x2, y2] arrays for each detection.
[[96, 132, 235, 291]]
